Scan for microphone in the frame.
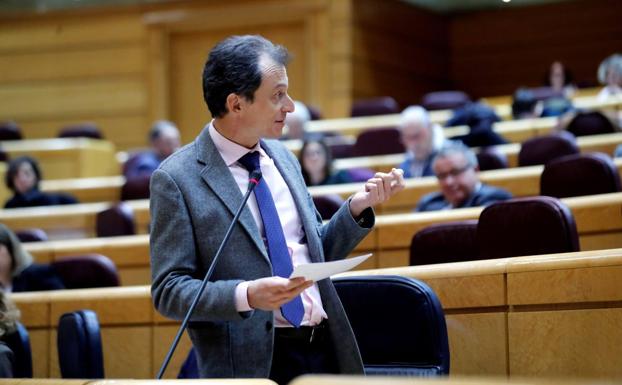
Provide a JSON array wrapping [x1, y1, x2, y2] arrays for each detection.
[[156, 169, 263, 379]]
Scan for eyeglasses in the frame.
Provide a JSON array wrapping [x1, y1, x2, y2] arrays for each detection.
[[435, 164, 472, 180]]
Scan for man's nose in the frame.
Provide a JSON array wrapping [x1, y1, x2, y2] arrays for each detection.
[[283, 95, 295, 113]]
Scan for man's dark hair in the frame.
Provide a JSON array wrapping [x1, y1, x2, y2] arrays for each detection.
[[5, 156, 41, 192], [202, 35, 290, 118]]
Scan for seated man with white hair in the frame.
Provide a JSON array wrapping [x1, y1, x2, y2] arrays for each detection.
[[416, 141, 512, 212], [282, 100, 311, 140], [124, 120, 181, 178], [398, 105, 447, 178]]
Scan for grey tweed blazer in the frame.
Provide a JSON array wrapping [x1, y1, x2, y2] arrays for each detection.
[[149, 125, 371, 378]]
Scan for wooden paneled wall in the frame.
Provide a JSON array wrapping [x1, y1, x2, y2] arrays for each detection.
[[0, 10, 151, 150], [1, 0, 621, 151], [450, 0, 622, 98], [351, 0, 449, 108], [0, 0, 359, 148]]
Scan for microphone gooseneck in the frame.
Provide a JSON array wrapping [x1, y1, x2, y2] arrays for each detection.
[[156, 170, 262, 379], [248, 169, 263, 187]]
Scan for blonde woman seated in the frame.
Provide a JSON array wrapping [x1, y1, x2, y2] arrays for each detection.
[[0, 224, 64, 292], [0, 289, 19, 377]]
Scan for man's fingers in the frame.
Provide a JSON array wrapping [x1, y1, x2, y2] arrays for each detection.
[[391, 168, 406, 192], [370, 175, 385, 202], [366, 181, 379, 201], [380, 173, 393, 198]]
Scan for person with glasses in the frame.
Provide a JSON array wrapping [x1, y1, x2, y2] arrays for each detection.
[[415, 142, 511, 212]]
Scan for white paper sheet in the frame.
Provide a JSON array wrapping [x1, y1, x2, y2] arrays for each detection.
[[290, 253, 372, 282]]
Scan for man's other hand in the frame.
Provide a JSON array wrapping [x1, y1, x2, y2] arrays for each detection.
[[247, 276, 313, 311]]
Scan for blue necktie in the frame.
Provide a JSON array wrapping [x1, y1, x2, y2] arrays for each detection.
[[238, 151, 304, 327]]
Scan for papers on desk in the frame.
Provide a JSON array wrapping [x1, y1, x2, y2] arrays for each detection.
[[290, 253, 372, 282]]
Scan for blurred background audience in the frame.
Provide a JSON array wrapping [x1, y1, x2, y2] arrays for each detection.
[[4, 157, 78, 209]]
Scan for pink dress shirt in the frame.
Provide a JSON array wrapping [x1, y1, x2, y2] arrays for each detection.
[[209, 123, 327, 327]]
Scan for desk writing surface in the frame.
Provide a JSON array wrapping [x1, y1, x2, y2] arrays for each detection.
[[1, 138, 119, 179]]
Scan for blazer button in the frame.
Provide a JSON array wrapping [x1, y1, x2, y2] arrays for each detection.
[[265, 321, 272, 332]]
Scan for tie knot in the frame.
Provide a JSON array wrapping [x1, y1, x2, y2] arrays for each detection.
[[238, 151, 260, 173]]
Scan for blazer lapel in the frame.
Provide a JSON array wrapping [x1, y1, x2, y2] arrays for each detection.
[[195, 127, 268, 260], [261, 139, 324, 263]]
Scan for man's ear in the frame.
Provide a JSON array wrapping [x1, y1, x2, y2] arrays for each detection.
[[226, 93, 242, 114]]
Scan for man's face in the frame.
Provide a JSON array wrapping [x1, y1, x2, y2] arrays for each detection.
[[400, 120, 432, 160], [238, 55, 295, 142], [433, 152, 478, 207]]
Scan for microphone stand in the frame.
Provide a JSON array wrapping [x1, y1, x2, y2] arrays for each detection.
[[156, 170, 262, 379]]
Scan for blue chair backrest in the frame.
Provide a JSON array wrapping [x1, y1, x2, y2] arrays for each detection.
[[57, 310, 104, 378], [333, 275, 450, 376], [3, 322, 33, 377]]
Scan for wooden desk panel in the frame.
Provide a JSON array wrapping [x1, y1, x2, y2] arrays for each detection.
[[305, 95, 620, 139], [324, 132, 622, 172], [21, 193, 622, 286], [41, 176, 125, 203], [375, 192, 622, 266], [341, 248, 622, 379], [10, 248, 622, 380], [1, 138, 119, 179], [0, 200, 149, 239], [508, 309, 622, 378]]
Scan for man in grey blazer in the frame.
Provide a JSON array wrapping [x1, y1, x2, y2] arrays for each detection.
[[150, 35, 405, 384]]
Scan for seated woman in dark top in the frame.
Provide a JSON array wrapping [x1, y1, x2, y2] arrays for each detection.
[[0, 224, 64, 292], [298, 138, 353, 186], [4, 156, 78, 209]]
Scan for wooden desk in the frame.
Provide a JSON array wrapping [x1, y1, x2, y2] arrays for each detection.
[[335, 248, 622, 380], [304, 95, 621, 140], [312, 158, 622, 214], [22, 191, 622, 285], [0, 381, 275, 385], [1, 138, 119, 179], [40, 175, 125, 203], [0, 199, 149, 240], [12, 248, 622, 380], [328, 132, 622, 172], [360, 192, 622, 268], [25, 234, 151, 286], [291, 375, 613, 385]]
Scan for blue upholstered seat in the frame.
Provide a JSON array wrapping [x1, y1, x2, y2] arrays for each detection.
[[332, 275, 450, 376], [57, 310, 104, 379]]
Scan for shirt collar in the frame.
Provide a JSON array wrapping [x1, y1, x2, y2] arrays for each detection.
[[208, 121, 267, 166]]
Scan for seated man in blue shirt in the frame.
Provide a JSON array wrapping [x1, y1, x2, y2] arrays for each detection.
[[416, 141, 512, 212], [124, 120, 181, 178]]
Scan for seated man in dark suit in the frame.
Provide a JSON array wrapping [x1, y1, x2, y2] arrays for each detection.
[[416, 142, 512, 212], [124, 120, 181, 178]]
